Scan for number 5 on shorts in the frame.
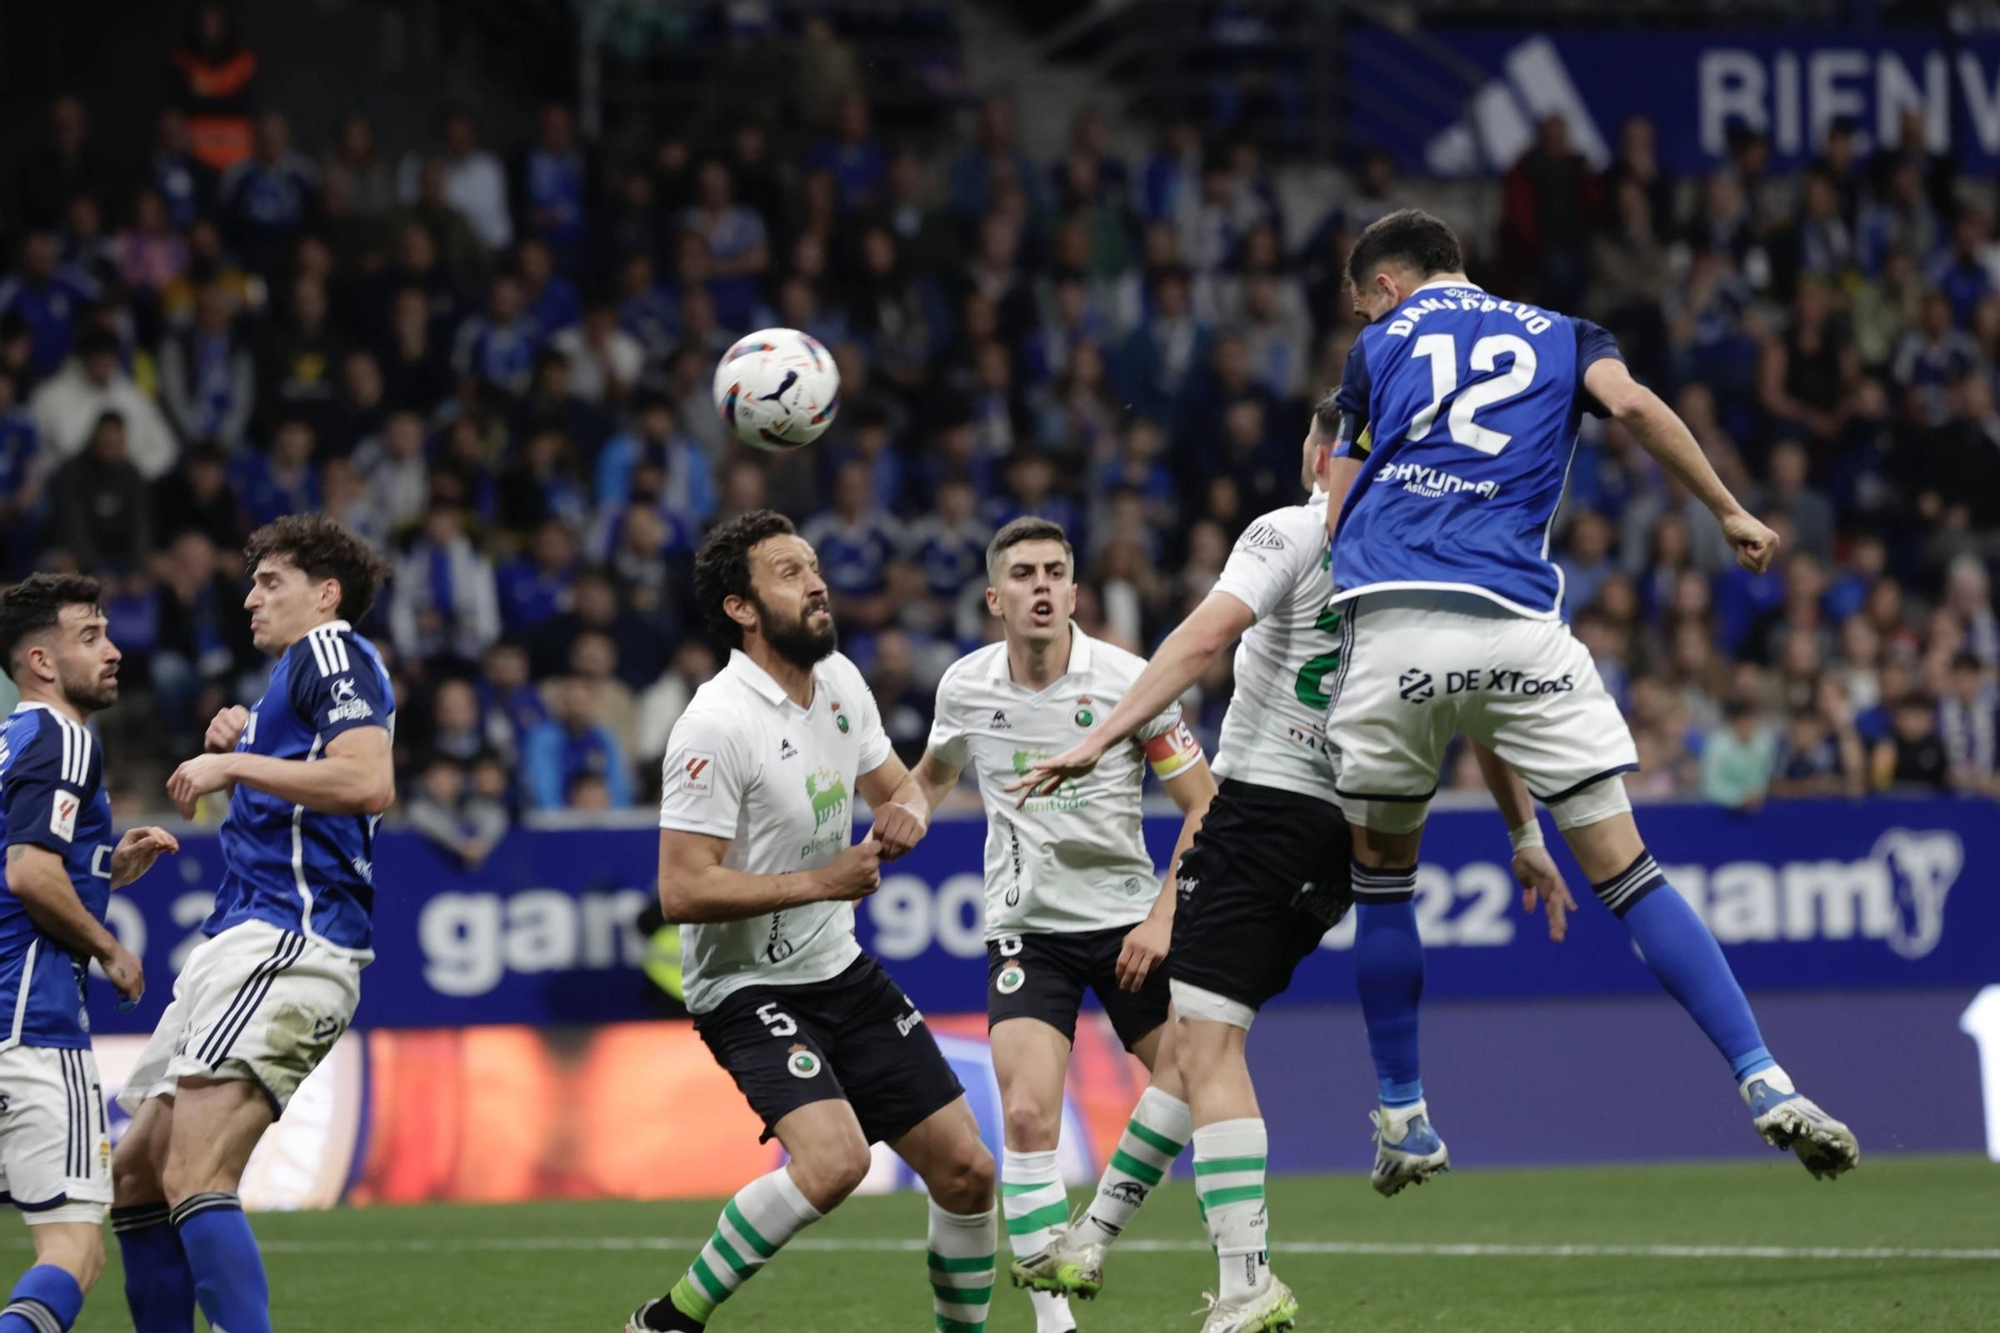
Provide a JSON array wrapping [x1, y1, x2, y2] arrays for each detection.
[[756, 1002, 797, 1037]]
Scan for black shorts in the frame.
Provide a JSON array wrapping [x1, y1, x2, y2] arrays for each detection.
[[986, 924, 1171, 1051], [695, 954, 965, 1145], [1168, 779, 1353, 1015]]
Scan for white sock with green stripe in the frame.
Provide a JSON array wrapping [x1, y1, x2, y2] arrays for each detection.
[[664, 1166, 821, 1325], [1082, 1086, 1190, 1242], [927, 1198, 996, 1333], [1001, 1148, 1074, 1331], [1193, 1119, 1270, 1302]]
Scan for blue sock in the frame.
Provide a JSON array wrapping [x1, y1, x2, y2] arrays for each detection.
[[1593, 852, 1774, 1083], [1352, 866, 1425, 1107], [171, 1192, 271, 1333], [0, 1264, 84, 1332], [113, 1203, 197, 1333]]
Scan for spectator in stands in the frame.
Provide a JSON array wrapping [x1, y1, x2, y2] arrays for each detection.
[[528, 569, 664, 689], [949, 96, 1046, 221], [1117, 264, 1211, 422], [1758, 279, 1857, 448], [477, 641, 548, 758], [802, 458, 903, 632], [235, 417, 322, 526], [323, 111, 397, 219], [151, 443, 246, 558], [52, 410, 152, 574], [522, 675, 633, 811], [256, 273, 344, 436], [522, 103, 590, 267], [150, 529, 257, 749], [219, 112, 319, 275], [1600, 115, 1673, 239], [1939, 653, 1998, 795], [518, 238, 581, 342], [634, 639, 718, 779], [1502, 115, 1598, 310], [794, 13, 864, 133], [15, 96, 115, 233], [497, 517, 578, 636], [1701, 698, 1775, 811], [158, 282, 254, 450], [867, 629, 932, 762], [407, 754, 510, 867], [402, 108, 512, 254], [1874, 692, 1950, 791], [173, 2, 257, 176], [0, 230, 98, 378], [112, 189, 189, 308], [0, 371, 42, 572], [569, 630, 638, 758], [594, 391, 713, 522], [552, 297, 642, 407], [1859, 156, 1939, 276], [1759, 440, 1836, 562], [31, 326, 177, 477], [807, 93, 888, 214], [390, 500, 502, 666], [453, 272, 540, 397]]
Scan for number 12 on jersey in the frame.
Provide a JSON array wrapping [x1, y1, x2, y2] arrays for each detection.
[[1407, 333, 1538, 456]]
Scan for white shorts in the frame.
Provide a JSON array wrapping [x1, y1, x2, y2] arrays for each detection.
[[1326, 591, 1639, 834], [118, 920, 362, 1118], [0, 1044, 111, 1225]]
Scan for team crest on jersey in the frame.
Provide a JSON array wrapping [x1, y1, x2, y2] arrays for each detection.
[[996, 963, 1026, 995], [830, 699, 850, 733], [326, 676, 374, 725], [1074, 696, 1094, 727], [787, 1045, 822, 1078]]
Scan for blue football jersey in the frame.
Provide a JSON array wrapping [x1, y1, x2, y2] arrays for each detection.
[[207, 620, 394, 954], [0, 704, 115, 1049], [1331, 280, 1623, 618]]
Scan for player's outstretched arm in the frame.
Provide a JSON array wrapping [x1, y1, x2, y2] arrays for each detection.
[[169, 726, 394, 817], [656, 827, 881, 923], [5, 844, 143, 1003], [1583, 358, 1779, 574], [1469, 740, 1577, 942], [1010, 591, 1255, 801], [856, 752, 931, 861]]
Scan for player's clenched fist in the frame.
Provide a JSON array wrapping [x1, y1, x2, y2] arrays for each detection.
[[868, 800, 930, 861], [1721, 511, 1780, 575], [205, 704, 251, 754], [816, 835, 883, 900]]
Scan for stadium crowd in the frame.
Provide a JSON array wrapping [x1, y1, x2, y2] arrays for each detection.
[[0, 6, 1996, 833]]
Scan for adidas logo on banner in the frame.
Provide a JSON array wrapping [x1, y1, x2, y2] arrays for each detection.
[[1425, 35, 1609, 176]]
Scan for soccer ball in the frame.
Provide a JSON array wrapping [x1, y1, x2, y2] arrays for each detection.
[[712, 328, 841, 450]]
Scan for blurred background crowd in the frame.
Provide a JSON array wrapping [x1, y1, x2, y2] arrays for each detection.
[[0, 0, 1996, 843]]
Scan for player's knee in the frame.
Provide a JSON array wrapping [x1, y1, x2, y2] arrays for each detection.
[[927, 1142, 996, 1214], [112, 1129, 164, 1204], [792, 1139, 872, 1211], [1003, 1099, 1061, 1151]]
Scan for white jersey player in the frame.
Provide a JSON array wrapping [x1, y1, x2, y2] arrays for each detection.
[[626, 510, 997, 1333], [1014, 411, 1566, 1333], [907, 518, 1217, 1333]]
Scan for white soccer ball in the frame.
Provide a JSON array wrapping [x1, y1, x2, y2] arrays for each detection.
[[712, 327, 841, 450]]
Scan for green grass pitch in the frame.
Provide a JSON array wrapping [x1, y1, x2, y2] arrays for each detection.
[[11, 1155, 1996, 1331]]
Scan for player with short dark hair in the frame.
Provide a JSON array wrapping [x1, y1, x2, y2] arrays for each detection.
[[628, 510, 996, 1333], [0, 574, 178, 1333], [111, 514, 395, 1333], [907, 516, 1217, 1333], [1014, 418, 1563, 1333]]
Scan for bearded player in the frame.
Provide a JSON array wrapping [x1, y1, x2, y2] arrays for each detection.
[[627, 510, 997, 1333]]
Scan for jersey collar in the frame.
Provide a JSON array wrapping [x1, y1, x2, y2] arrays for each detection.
[[727, 648, 815, 711], [988, 622, 1094, 684], [1411, 277, 1484, 296]]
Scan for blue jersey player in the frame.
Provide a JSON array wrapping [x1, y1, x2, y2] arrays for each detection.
[[1323, 211, 1857, 1192], [0, 574, 178, 1333], [112, 516, 394, 1333]]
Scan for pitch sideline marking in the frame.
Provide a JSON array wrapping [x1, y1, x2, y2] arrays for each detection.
[[224, 1236, 2000, 1262]]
